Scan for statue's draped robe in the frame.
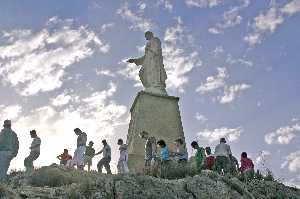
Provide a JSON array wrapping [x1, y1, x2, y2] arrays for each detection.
[[135, 37, 167, 94]]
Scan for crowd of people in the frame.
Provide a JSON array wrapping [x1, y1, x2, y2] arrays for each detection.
[[0, 119, 255, 183]]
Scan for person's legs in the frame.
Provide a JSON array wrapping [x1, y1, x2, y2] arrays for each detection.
[[215, 156, 223, 174], [97, 158, 105, 173], [0, 151, 12, 183], [24, 151, 40, 172], [103, 157, 111, 174]]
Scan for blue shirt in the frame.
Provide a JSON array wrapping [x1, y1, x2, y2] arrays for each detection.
[[160, 147, 169, 161]]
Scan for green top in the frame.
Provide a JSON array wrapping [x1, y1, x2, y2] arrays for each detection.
[[85, 145, 95, 157], [0, 127, 19, 157], [195, 147, 205, 168]]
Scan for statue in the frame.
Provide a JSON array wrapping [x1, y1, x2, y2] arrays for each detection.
[[127, 31, 168, 96]]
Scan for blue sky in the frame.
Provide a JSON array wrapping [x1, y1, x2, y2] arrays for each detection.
[[0, 0, 299, 187]]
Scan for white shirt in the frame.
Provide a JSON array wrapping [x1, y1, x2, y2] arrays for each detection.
[[214, 142, 232, 157], [31, 137, 41, 152]]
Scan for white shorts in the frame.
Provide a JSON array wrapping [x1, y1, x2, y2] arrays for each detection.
[[73, 146, 86, 166]]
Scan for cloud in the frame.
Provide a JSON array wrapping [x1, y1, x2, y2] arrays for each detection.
[[119, 18, 202, 93], [195, 113, 208, 123], [156, 0, 173, 11], [0, 17, 109, 96], [196, 67, 227, 93], [212, 46, 224, 57], [51, 93, 72, 107], [244, 0, 300, 46], [265, 122, 300, 145], [226, 54, 253, 67], [10, 82, 128, 171], [209, 0, 250, 34], [100, 23, 115, 33], [116, 3, 154, 32], [197, 127, 242, 143], [96, 68, 116, 77], [0, 105, 22, 121], [185, 0, 223, 8], [218, 84, 251, 104], [281, 150, 300, 173], [196, 67, 250, 103]]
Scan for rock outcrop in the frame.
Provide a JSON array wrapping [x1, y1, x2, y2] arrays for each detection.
[[1, 165, 299, 199]]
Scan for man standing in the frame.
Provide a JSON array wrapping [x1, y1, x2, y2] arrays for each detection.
[[117, 139, 129, 174], [96, 140, 112, 174], [73, 128, 87, 170], [0, 120, 19, 182], [191, 141, 206, 171], [214, 137, 232, 175], [24, 130, 41, 172], [139, 131, 157, 174]]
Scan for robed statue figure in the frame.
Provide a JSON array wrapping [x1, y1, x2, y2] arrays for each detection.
[[127, 31, 168, 96]]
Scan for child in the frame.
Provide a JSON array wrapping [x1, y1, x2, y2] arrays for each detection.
[[204, 147, 215, 170], [57, 149, 72, 166], [157, 140, 170, 178], [84, 141, 95, 172]]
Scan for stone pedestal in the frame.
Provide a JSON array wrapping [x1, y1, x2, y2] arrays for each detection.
[[127, 91, 186, 172]]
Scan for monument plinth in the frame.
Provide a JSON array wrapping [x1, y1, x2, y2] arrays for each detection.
[[127, 91, 186, 172]]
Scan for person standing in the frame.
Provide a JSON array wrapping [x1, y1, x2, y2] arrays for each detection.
[[0, 120, 19, 182], [72, 128, 87, 170], [117, 139, 129, 174], [139, 131, 157, 173], [204, 147, 215, 170], [96, 140, 112, 174], [214, 137, 232, 175], [24, 130, 41, 172], [240, 152, 254, 181], [84, 141, 95, 172], [191, 141, 206, 171]]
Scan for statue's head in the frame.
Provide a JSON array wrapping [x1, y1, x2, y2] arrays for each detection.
[[145, 31, 153, 40]]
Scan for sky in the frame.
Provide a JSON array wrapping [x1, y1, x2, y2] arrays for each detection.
[[0, 0, 299, 187]]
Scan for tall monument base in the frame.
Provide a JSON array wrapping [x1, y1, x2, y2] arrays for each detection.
[[127, 91, 186, 173]]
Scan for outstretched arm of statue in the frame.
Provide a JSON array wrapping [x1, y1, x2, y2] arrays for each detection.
[[127, 56, 144, 66]]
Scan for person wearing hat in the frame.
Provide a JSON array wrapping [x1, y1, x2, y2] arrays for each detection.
[[84, 141, 95, 172], [95, 139, 112, 174], [214, 137, 232, 175], [72, 128, 87, 170], [0, 120, 19, 182], [24, 130, 41, 172]]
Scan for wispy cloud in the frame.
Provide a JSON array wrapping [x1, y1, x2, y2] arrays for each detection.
[[197, 126, 242, 143], [185, 0, 223, 8], [209, 0, 250, 34], [265, 121, 300, 145], [195, 112, 208, 123], [281, 150, 300, 173], [0, 105, 22, 121], [116, 3, 154, 32], [244, 0, 300, 46], [0, 17, 109, 96], [196, 67, 250, 103]]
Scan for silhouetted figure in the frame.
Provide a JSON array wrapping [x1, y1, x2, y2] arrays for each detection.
[[191, 141, 205, 171], [229, 154, 239, 174], [57, 149, 72, 166], [96, 139, 112, 174], [0, 120, 19, 182], [214, 138, 232, 175], [72, 128, 87, 170], [24, 130, 41, 172], [84, 141, 95, 172], [117, 139, 129, 174]]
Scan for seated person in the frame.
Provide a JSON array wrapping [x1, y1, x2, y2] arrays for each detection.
[[240, 152, 254, 181], [173, 138, 188, 163], [57, 149, 72, 166], [204, 147, 215, 170]]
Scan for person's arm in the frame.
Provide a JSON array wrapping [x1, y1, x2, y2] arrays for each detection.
[[57, 155, 62, 160], [95, 148, 103, 155]]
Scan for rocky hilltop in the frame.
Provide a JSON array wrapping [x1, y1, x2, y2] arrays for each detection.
[[0, 165, 299, 199]]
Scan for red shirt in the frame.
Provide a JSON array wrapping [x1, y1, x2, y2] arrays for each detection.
[[204, 155, 215, 170], [240, 157, 254, 172]]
